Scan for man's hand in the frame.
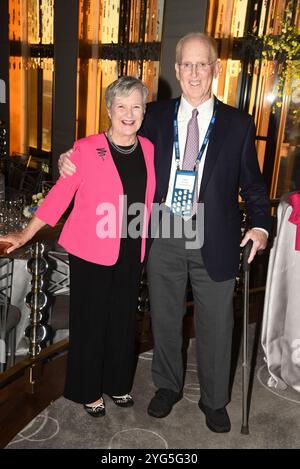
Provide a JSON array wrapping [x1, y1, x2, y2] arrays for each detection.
[[58, 149, 77, 178], [240, 228, 268, 263]]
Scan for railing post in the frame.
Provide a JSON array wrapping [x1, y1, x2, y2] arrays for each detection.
[[24, 242, 50, 393]]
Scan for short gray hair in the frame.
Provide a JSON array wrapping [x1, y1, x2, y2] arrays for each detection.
[[105, 76, 149, 110], [176, 32, 218, 63]]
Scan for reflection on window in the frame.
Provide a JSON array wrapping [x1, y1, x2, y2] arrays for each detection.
[[42, 61, 53, 151], [9, 0, 54, 158], [206, 0, 249, 38], [98, 60, 118, 133], [28, 0, 54, 44], [206, 0, 300, 197], [251, 61, 276, 138], [9, 57, 25, 155], [102, 0, 120, 43], [212, 59, 242, 108], [27, 58, 54, 153], [142, 60, 160, 101], [28, 67, 38, 149], [9, 0, 22, 41], [273, 87, 300, 197], [145, 0, 164, 42], [8, 1, 164, 159], [224, 60, 241, 107], [77, 0, 165, 138]]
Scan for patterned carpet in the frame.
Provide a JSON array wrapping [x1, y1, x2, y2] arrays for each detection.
[[6, 325, 300, 449]]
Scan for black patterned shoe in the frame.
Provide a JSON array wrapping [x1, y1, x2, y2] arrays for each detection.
[[83, 398, 105, 417], [110, 394, 134, 407]]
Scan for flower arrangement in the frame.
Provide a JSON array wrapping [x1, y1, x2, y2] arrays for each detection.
[[259, 0, 300, 115], [23, 192, 46, 219]]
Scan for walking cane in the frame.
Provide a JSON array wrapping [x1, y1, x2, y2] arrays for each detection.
[[241, 239, 253, 435]]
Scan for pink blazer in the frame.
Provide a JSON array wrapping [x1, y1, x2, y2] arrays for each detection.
[[35, 133, 156, 265]]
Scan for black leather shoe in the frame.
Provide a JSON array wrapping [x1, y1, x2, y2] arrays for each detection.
[[110, 394, 134, 407], [198, 399, 231, 433], [147, 388, 183, 418], [83, 399, 105, 417]]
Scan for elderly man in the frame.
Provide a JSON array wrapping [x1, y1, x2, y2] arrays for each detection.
[[58, 33, 271, 433]]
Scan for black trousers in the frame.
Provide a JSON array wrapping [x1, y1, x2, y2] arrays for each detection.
[[64, 241, 142, 404]]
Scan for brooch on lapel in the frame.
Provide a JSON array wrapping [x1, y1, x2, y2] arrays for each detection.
[[96, 147, 106, 161]]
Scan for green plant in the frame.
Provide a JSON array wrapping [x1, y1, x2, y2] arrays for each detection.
[[259, 0, 300, 114]]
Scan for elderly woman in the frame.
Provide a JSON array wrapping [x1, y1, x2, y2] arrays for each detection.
[[1, 76, 155, 417]]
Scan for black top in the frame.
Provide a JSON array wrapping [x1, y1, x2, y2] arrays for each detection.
[[106, 136, 147, 263]]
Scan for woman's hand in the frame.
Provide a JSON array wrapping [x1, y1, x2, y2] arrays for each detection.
[[0, 232, 30, 254], [58, 149, 77, 178], [0, 216, 46, 255]]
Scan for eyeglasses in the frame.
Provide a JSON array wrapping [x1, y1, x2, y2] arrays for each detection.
[[178, 61, 217, 73]]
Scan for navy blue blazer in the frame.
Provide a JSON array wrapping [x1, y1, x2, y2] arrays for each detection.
[[140, 97, 271, 281]]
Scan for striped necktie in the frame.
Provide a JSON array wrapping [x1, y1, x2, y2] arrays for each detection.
[[182, 108, 199, 217]]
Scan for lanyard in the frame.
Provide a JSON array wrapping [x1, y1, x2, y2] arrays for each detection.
[[173, 97, 218, 170]]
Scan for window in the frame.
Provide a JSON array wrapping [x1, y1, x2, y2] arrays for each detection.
[[206, 0, 300, 198]]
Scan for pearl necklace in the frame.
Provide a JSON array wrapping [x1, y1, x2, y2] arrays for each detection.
[[106, 132, 138, 155]]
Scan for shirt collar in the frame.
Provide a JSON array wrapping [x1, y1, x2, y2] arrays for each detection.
[[178, 94, 214, 121]]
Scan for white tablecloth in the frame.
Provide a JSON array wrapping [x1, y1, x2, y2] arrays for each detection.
[[261, 194, 300, 392], [8, 251, 69, 357], [11, 259, 31, 354]]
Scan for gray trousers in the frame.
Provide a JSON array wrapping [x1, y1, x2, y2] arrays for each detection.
[[147, 212, 235, 409]]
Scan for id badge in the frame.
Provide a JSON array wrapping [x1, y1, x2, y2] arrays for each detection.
[[171, 170, 196, 217]]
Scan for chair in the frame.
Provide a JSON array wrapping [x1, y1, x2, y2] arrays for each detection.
[[46, 249, 70, 343], [5, 156, 46, 202], [0, 258, 21, 372]]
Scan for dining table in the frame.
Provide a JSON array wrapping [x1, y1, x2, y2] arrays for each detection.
[[261, 192, 300, 393], [0, 222, 69, 367]]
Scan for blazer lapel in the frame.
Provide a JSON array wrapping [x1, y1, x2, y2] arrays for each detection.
[[96, 133, 124, 185], [199, 100, 231, 199]]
